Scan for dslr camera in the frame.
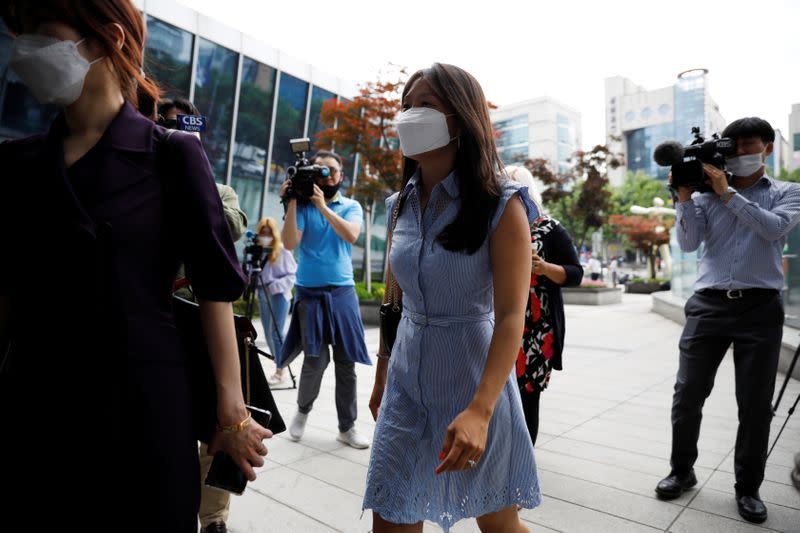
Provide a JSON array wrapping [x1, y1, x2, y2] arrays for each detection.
[[653, 127, 736, 193], [282, 138, 330, 205]]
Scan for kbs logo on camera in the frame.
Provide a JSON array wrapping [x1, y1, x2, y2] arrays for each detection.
[[177, 114, 207, 133]]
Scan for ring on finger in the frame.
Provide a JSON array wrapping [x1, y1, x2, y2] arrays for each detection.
[[466, 458, 478, 468]]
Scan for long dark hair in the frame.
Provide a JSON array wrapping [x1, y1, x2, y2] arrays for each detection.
[[1, 0, 161, 118], [402, 63, 504, 254]]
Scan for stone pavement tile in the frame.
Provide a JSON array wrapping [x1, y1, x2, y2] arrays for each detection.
[[766, 447, 800, 470], [558, 425, 727, 470], [718, 455, 798, 487], [688, 486, 800, 533], [519, 496, 661, 532], [704, 470, 800, 510], [542, 391, 620, 412], [534, 448, 695, 504], [329, 443, 373, 467], [536, 432, 560, 447], [253, 457, 283, 474], [288, 452, 369, 497], [249, 465, 370, 532], [261, 434, 324, 466], [228, 486, 338, 532], [668, 508, 779, 533], [538, 418, 581, 436], [538, 469, 683, 529], [424, 518, 562, 532], [538, 436, 716, 481], [577, 417, 735, 454]]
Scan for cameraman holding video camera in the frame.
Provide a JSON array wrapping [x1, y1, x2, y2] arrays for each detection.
[[278, 149, 372, 449], [656, 117, 800, 523]]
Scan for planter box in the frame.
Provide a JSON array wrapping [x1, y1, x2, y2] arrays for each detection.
[[562, 287, 623, 305], [359, 300, 381, 326], [625, 282, 669, 294]]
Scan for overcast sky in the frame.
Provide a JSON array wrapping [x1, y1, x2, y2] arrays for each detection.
[[183, 0, 800, 148]]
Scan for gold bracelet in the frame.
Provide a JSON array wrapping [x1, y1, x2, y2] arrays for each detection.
[[217, 413, 251, 433]]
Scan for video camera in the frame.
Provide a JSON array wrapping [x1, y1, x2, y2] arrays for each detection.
[[241, 230, 271, 274], [282, 138, 330, 205], [653, 127, 736, 193]]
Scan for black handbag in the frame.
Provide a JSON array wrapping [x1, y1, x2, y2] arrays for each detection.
[[172, 295, 286, 442], [379, 190, 408, 355]]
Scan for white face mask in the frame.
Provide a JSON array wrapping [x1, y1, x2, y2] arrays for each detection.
[[257, 236, 273, 247], [9, 34, 104, 106], [726, 152, 764, 177], [394, 107, 457, 157]]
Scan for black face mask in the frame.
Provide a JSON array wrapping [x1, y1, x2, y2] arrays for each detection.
[[319, 182, 341, 199]]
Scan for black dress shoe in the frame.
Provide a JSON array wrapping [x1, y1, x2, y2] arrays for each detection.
[[736, 492, 767, 523], [200, 522, 227, 533], [655, 470, 698, 500]]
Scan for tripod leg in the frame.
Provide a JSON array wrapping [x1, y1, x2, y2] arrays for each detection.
[[257, 278, 298, 388], [773, 340, 800, 413], [768, 391, 800, 458]]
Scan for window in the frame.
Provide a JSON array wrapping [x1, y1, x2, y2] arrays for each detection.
[[307, 86, 337, 142], [0, 18, 59, 140], [640, 107, 652, 120], [496, 126, 528, 148], [493, 114, 527, 131], [268, 72, 309, 191], [794, 133, 800, 152], [230, 58, 276, 229], [498, 146, 528, 164], [144, 16, 194, 99], [625, 111, 635, 122], [194, 39, 239, 183], [658, 103, 671, 115]]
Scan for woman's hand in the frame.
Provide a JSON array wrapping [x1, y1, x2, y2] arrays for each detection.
[[532, 253, 549, 276], [369, 358, 389, 421], [208, 415, 273, 481], [436, 406, 490, 474]]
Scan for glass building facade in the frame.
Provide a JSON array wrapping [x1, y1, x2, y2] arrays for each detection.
[[0, 6, 386, 277], [625, 123, 674, 180], [495, 114, 529, 164]]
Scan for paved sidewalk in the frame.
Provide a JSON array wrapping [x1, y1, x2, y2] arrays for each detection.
[[231, 294, 800, 532]]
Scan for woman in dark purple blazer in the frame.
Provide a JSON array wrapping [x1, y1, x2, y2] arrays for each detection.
[[0, 1, 270, 530]]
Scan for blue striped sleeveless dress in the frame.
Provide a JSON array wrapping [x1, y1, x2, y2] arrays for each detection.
[[363, 171, 542, 531]]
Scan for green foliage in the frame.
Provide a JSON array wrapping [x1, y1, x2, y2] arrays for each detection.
[[608, 171, 671, 216], [355, 282, 386, 302], [777, 167, 800, 183]]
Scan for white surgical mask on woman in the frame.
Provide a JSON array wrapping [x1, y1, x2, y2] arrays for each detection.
[[394, 107, 457, 156], [9, 34, 104, 106], [726, 152, 764, 177], [257, 236, 273, 247]]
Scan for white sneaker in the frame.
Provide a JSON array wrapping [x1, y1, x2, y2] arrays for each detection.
[[337, 427, 370, 449], [267, 372, 285, 387], [289, 412, 308, 441]]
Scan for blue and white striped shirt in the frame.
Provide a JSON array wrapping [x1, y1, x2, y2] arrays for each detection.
[[676, 175, 800, 291]]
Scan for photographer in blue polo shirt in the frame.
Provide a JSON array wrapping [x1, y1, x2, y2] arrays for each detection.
[[278, 150, 372, 450]]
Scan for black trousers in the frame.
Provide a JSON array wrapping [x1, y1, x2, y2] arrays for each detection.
[[520, 389, 542, 447], [670, 290, 783, 495]]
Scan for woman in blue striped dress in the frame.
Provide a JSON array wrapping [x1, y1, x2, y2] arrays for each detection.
[[363, 63, 542, 532]]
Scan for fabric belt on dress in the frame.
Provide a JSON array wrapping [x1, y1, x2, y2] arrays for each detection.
[[404, 308, 494, 327]]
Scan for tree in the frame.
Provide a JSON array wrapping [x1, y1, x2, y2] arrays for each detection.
[[608, 214, 673, 279], [524, 144, 622, 250], [609, 171, 671, 216], [315, 66, 407, 290]]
